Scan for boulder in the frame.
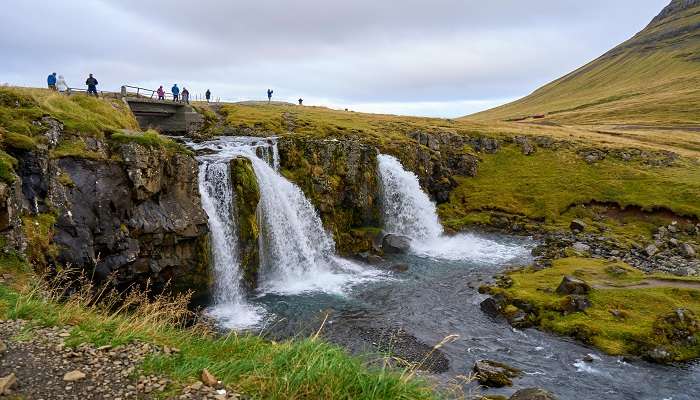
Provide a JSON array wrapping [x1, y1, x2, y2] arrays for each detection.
[[382, 234, 412, 254], [654, 308, 699, 343], [472, 360, 522, 387], [680, 243, 696, 259], [480, 296, 505, 319], [572, 242, 591, 253], [555, 276, 591, 295], [561, 295, 591, 313], [0, 373, 16, 395], [569, 219, 586, 233], [509, 388, 558, 400], [645, 244, 659, 257]]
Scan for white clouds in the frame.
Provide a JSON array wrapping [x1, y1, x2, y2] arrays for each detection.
[[0, 0, 670, 117]]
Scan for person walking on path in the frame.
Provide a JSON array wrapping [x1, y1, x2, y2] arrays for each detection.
[[157, 86, 165, 100], [56, 75, 70, 94], [205, 89, 211, 103], [85, 74, 99, 97], [47, 73, 57, 90], [267, 89, 273, 103], [171, 84, 180, 102], [298, 98, 303, 105], [181, 87, 190, 104]]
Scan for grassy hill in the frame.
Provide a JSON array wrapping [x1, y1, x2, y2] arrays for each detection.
[[470, 0, 700, 128]]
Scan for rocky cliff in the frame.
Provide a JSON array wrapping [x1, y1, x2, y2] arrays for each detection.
[[0, 114, 210, 294]]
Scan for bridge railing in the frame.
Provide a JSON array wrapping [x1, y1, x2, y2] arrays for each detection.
[[121, 85, 183, 101]]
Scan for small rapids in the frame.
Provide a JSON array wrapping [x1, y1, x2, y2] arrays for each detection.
[[377, 154, 528, 263]]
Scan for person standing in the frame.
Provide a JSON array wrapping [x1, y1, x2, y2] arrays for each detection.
[[181, 87, 190, 104], [47, 73, 57, 90], [267, 89, 273, 103], [171, 84, 180, 102], [298, 98, 303, 106], [157, 85, 165, 100], [205, 89, 211, 103], [85, 74, 99, 97], [56, 75, 70, 94]]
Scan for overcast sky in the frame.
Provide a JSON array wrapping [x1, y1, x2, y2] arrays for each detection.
[[1, 0, 669, 117]]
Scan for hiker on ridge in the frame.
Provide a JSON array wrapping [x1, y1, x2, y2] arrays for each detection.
[[85, 74, 99, 97], [267, 89, 273, 103], [205, 89, 211, 103], [56, 75, 70, 94], [298, 98, 303, 105], [182, 87, 190, 104], [47, 73, 57, 90], [157, 85, 165, 100], [171, 84, 180, 102]]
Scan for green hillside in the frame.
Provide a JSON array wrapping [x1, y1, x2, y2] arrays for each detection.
[[470, 0, 700, 126]]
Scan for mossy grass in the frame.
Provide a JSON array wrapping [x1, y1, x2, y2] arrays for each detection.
[[491, 257, 700, 360], [0, 261, 438, 400], [438, 145, 700, 231], [110, 129, 192, 155]]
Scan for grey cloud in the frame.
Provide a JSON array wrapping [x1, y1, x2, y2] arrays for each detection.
[[1, 0, 670, 117]]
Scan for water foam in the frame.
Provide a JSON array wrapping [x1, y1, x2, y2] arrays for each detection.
[[378, 154, 528, 263]]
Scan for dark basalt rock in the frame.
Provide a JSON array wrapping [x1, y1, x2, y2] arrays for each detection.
[[569, 219, 587, 233], [555, 276, 591, 295], [509, 388, 558, 400], [9, 138, 210, 295], [561, 295, 592, 314], [472, 359, 522, 388], [381, 234, 412, 254]]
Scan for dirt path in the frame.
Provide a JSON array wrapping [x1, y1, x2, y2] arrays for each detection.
[[594, 279, 700, 290], [0, 319, 241, 399]]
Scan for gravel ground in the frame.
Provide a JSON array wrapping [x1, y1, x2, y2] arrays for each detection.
[[0, 319, 243, 399]]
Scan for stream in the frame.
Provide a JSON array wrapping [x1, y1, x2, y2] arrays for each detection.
[[191, 137, 700, 400]]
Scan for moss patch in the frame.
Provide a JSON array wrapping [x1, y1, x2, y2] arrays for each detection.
[[110, 129, 192, 155], [21, 213, 58, 269], [487, 257, 700, 361], [230, 157, 260, 288]]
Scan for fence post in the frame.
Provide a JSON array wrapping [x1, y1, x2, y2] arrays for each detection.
[[120, 86, 127, 98]]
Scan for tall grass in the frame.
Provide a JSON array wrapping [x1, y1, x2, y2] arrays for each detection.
[[0, 265, 440, 400]]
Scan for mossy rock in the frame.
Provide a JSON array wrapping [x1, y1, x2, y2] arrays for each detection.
[[230, 157, 260, 289]]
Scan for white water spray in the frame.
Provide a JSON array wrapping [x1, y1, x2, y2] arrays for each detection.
[[378, 154, 527, 263], [197, 157, 264, 329]]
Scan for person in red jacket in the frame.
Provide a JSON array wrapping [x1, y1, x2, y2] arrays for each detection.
[[156, 86, 165, 100]]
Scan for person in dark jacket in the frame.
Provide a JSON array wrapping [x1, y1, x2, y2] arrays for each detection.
[[267, 89, 273, 103], [298, 98, 303, 105], [47, 73, 57, 90], [205, 89, 211, 103], [181, 87, 190, 104], [171, 84, 180, 102], [85, 74, 98, 97]]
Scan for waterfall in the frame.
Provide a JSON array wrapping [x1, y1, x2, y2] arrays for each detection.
[[197, 157, 264, 329], [378, 154, 527, 263], [193, 136, 379, 315]]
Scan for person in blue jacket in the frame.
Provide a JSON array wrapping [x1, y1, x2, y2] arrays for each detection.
[[267, 89, 273, 103], [171, 84, 180, 102], [47, 73, 57, 90]]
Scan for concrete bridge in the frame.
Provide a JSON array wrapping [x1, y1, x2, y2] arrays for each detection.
[[121, 86, 203, 135]]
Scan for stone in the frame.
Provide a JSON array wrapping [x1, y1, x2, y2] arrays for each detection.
[[201, 369, 218, 387], [654, 308, 699, 344], [63, 370, 86, 381], [381, 234, 412, 254], [680, 243, 696, 259], [480, 296, 505, 319], [569, 219, 586, 233], [0, 339, 6, 354], [555, 276, 591, 295], [561, 295, 591, 313], [390, 263, 409, 273], [572, 242, 590, 253], [645, 244, 659, 257], [472, 360, 522, 387], [509, 388, 558, 400], [0, 373, 16, 395]]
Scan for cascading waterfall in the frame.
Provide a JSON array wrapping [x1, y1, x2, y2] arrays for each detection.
[[194, 136, 379, 329], [246, 153, 378, 295], [197, 156, 264, 329], [378, 154, 527, 263]]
